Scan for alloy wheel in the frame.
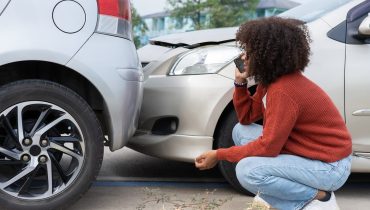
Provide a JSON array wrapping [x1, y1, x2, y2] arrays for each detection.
[[0, 101, 85, 200]]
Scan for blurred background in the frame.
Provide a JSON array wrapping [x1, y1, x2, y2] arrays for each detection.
[[131, 0, 311, 48]]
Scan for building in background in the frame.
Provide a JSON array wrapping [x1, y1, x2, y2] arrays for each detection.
[[136, 11, 197, 45], [135, 0, 299, 46]]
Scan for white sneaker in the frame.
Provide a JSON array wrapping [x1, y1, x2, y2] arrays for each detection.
[[249, 194, 271, 209], [303, 192, 340, 210]]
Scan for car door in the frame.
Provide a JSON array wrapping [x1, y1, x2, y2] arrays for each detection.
[[345, 1, 370, 155]]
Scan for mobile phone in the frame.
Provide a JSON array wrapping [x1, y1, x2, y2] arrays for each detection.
[[234, 56, 245, 73]]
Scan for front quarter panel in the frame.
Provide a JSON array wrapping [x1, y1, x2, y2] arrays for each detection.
[[304, 19, 345, 117]]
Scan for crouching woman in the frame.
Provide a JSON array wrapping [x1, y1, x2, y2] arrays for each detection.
[[195, 17, 352, 210]]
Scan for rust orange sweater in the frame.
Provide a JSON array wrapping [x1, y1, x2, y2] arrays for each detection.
[[217, 71, 352, 163]]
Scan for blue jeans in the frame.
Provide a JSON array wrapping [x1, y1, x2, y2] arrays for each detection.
[[233, 123, 352, 210]]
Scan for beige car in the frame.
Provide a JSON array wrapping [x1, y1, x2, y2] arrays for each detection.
[[129, 0, 370, 194]]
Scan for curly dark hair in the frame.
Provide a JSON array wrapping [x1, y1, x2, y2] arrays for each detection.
[[236, 17, 311, 86]]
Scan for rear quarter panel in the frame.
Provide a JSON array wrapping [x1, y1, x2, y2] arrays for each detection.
[[0, 0, 97, 66]]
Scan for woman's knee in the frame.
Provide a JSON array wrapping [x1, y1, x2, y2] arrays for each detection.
[[232, 123, 243, 146], [232, 123, 262, 146]]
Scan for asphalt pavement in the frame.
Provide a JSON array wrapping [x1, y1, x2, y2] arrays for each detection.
[[67, 148, 370, 210]]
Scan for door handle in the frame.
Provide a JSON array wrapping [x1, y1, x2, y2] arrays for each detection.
[[352, 109, 370, 116]]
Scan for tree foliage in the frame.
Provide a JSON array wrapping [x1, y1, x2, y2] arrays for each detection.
[[167, 0, 260, 30], [131, 2, 148, 47], [167, 0, 208, 30], [208, 0, 259, 28]]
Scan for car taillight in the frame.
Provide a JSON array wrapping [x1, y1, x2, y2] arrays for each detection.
[[96, 0, 132, 40]]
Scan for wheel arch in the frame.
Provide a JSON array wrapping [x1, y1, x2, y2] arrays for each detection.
[[0, 60, 109, 138], [212, 85, 258, 149], [212, 101, 235, 149]]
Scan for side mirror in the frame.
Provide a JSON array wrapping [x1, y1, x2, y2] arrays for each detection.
[[359, 13, 370, 36]]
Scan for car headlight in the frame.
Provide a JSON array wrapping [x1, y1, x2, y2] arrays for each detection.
[[170, 45, 241, 75]]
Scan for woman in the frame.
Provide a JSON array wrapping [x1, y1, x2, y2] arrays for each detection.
[[195, 17, 352, 210]]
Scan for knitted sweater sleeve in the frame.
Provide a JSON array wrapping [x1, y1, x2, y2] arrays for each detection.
[[217, 91, 299, 162], [233, 85, 265, 125]]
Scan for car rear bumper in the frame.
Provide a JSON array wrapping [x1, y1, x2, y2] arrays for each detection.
[[67, 33, 143, 151]]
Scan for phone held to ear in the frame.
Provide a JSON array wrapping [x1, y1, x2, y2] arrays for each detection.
[[234, 56, 245, 73]]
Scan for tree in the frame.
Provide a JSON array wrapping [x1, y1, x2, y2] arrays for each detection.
[[207, 0, 259, 28], [167, 0, 259, 30], [131, 2, 148, 48], [167, 0, 208, 30]]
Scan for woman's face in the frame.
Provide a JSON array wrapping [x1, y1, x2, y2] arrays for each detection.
[[241, 50, 250, 62], [241, 52, 247, 60]]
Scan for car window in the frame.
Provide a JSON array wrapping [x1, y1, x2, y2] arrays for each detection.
[[280, 0, 352, 22]]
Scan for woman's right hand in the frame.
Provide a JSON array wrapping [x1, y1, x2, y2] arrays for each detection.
[[235, 68, 248, 83]]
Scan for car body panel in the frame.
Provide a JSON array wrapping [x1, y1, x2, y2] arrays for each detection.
[[345, 37, 370, 153], [67, 33, 143, 150], [320, 0, 361, 26], [0, 0, 142, 151], [138, 74, 232, 136], [304, 19, 346, 117], [0, 0, 97, 65], [320, 0, 370, 172]]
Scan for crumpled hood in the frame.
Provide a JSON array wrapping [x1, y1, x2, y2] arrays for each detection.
[[149, 27, 238, 47]]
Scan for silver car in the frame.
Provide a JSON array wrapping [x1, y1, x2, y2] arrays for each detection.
[[129, 0, 370, 194], [0, 0, 142, 209]]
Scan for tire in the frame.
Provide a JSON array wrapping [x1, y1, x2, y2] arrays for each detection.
[[216, 109, 254, 196], [0, 80, 104, 210]]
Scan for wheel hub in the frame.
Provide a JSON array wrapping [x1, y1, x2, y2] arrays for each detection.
[[29, 145, 41, 156]]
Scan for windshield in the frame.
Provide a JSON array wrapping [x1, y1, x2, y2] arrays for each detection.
[[280, 0, 352, 22]]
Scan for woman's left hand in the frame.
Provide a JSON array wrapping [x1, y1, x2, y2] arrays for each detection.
[[195, 150, 218, 170]]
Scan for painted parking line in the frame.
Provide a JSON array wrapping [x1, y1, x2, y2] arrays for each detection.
[[93, 180, 370, 190], [93, 181, 230, 188]]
